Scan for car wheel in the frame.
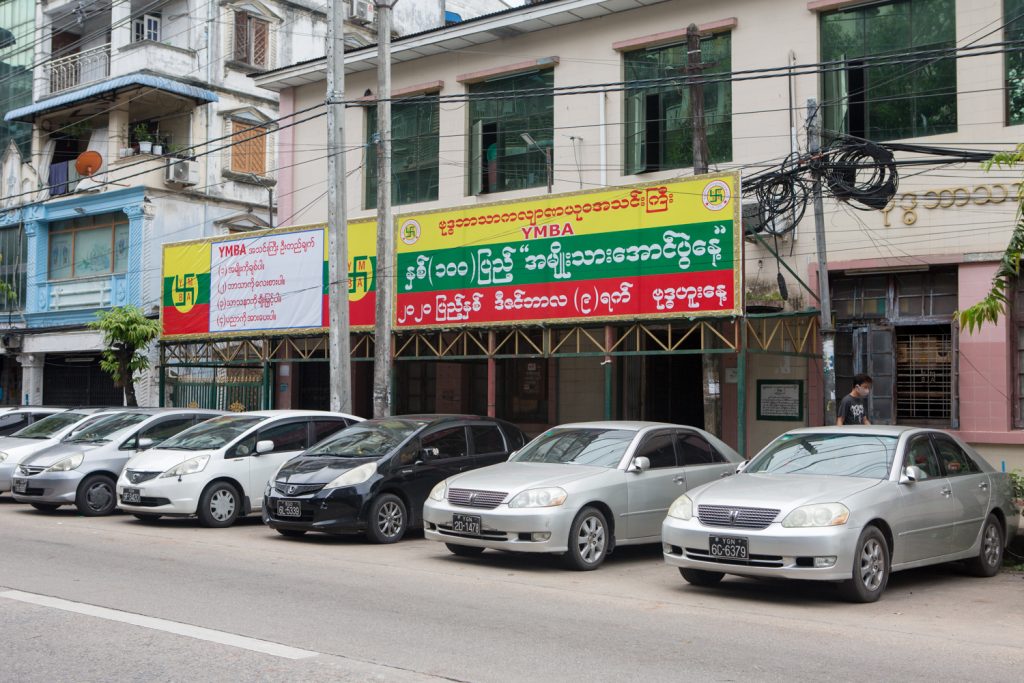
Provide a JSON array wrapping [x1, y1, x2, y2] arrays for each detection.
[[562, 506, 610, 571], [365, 494, 407, 544], [839, 526, 890, 603], [964, 514, 1004, 577], [30, 502, 61, 512], [197, 482, 241, 528], [679, 568, 725, 587], [276, 528, 307, 538], [75, 474, 117, 516], [132, 514, 161, 523], [446, 543, 485, 557]]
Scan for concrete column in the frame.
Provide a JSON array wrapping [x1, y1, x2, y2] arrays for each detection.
[[16, 354, 44, 406], [110, 1, 132, 56], [108, 105, 131, 161]]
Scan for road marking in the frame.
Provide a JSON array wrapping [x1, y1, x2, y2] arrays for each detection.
[[0, 590, 318, 660]]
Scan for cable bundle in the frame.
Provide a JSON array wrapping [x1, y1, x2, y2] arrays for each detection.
[[821, 138, 899, 210]]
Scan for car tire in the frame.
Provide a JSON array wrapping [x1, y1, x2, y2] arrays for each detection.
[[75, 474, 117, 516], [839, 526, 890, 603], [276, 528, 307, 538], [30, 502, 60, 512], [132, 513, 161, 523], [679, 568, 725, 587], [562, 506, 610, 571], [446, 543, 485, 557], [365, 493, 407, 544], [197, 482, 241, 528], [964, 514, 1004, 578]]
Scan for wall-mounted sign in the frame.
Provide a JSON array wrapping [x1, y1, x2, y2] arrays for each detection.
[[161, 222, 376, 339], [880, 183, 1019, 227], [392, 173, 741, 329], [757, 380, 804, 421]]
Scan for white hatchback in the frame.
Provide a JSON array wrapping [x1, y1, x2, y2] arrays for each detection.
[[116, 410, 361, 527]]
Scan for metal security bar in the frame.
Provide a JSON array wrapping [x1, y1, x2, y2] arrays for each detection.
[[895, 331, 951, 423]]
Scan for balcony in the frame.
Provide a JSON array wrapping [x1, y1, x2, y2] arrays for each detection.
[[48, 43, 111, 95], [46, 160, 80, 198]]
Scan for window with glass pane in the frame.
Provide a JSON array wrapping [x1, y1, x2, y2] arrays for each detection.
[[47, 213, 129, 280], [0, 226, 27, 311], [365, 94, 439, 208], [0, 0, 35, 158], [831, 274, 888, 319], [895, 269, 957, 317], [820, 0, 956, 141], [623, 33, 732, 174], [468, 70, 554, 195], [1007, 0, 1024, 124]]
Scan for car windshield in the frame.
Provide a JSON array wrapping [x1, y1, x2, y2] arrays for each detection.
[[11, 412, 87, 439], [510, 428, 635, 468], [304, 419, 425, 458], [746, 433, 898, 479], [158, 415, 263, 451], [66, 413, 150, 443]]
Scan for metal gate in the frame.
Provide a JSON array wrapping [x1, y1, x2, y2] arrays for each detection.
[[167, 366, 266, 411]]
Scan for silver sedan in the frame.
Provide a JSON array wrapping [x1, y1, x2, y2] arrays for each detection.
[[423, 421, 743, 570], [662, 426, 1020, 602]]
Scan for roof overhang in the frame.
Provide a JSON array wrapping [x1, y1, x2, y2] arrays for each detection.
[[4, 74, 219, 123], [253, 0, 671, 91]]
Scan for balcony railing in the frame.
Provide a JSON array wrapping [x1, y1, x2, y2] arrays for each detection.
[[48, 43, 111, 94]]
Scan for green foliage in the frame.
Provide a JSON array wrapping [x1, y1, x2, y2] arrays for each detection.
[[88, 306, 159, 405], [956, 143, 1024, 333], [1009, 469, 1024, 500], [0, 253, 16, 304]]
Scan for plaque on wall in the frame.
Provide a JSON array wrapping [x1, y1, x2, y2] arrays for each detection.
[[756, 380, 803, 421]]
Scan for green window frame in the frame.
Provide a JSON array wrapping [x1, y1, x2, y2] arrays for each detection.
[[365, 93, 440, 208], [1007, 0, 1024, 124], [820, 0, 956, 141], [623, 32, 732, 175], [47, 212, 129, 281], [0, 225, 27, 312], [467, 70, 554, 195]]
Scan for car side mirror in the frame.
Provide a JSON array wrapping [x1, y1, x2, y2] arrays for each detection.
[[255, 439, 274, 455], [900, 465, 926, 484], [629, 456, 651, 473], [137, 437, 155, 450], [736, 460, 750, 474]]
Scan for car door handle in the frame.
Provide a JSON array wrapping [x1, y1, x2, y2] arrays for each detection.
[[939, 487, 951, 497], [720, 471, 732, 478], [978, 482, 988, 491], [399, 468, 414, 475], [673, 476, 686, 485]]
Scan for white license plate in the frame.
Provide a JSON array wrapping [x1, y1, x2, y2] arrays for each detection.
[[122, 488, 141, 504], [277, 500, 301, 517], [12, 478, 27, 494]]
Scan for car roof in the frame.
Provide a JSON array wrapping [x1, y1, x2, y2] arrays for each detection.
[[549, 421, 696, 431], [782, 425, 924, 438], [218, 410, 360, 419]]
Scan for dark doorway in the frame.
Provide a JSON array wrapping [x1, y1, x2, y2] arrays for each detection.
[[294, 361, 329, 410], [643, 353, 705, 428], [43, 354, 121, 406]]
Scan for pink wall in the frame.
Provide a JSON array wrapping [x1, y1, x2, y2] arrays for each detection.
[[277, 89, 295, 225]]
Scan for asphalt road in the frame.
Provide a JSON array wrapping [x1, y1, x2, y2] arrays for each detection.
[[2, 496, 1022, 682]]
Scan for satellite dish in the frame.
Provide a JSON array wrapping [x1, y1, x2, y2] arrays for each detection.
[[75, 150, 103, 177]]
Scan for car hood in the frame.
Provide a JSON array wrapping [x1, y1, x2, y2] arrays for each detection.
[[20, 441, 98, 467], [0, 437, 60, 463], [690, 473, 883, 510], [447, 461, 609, 493], [276, 455, 378, 484], [124, 448, 215, 473]]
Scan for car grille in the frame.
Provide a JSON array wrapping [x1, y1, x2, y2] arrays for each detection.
[[274, 482, 325, 497], [447, 488, 507, 509], [18, 465, 46, 476], [697, 505, 780, 530], [125, 470, 161, 485], [17, 487, 45, 496], [684, 547, 785, 567], [123, 496, 171, 507]]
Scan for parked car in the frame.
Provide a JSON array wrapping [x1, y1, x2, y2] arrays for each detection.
[[0, 407, 66, 436], [115, 411, 361, 527], [0, 409, 127, 494], [264, 415, 527, 543], [662, 426, 1021, 602], [11, 409, 224, 515], [422, 421, 742, 569]]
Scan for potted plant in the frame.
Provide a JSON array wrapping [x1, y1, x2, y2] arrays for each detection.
[[134, 123, 154, 154], [152, 137, 164, 156], [745, 278, 785, 313]]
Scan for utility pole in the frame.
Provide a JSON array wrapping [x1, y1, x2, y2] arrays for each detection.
[[806, 98, 837, 425], [327, 0, 352, 413], [372, 1, 394, 418], [687, 23, 720, 438]]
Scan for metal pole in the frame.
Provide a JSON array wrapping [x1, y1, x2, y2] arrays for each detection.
[[737, 319, 747, 457], [327, 0, 352, 414], [487, 330, 496, 418], [603, 325, 613, 420], [372, 0, 394, 418], [267, 186, 274, 229], [545, 147, 552, 194], [806, 98, 837, 425], [158, 345, 166, 407]]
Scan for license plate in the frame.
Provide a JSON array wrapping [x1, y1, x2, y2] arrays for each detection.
[[277, 500, 301, 517], [452, 513, 481, 535], [121, 488, 141, 504], [12, 478, 26, 494], [709, 535, 749, 560]]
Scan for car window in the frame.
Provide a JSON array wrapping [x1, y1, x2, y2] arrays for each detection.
[[422, 426, 468, 459], [470, 425, 505, 455], [67, 412, 150, 443], [904, 436, 941, 479], [676, 432, 725, 465], [138, 416, 197, 447], [931, 434, 980, 477], [502, 424, 526, 450], [313, 419, 349, 443], [511, 428, 635, 468], [634, 432, 676, 469], [13, 411, 89, 439], [748, 433, 896, 479], [258, 420, 310, 453], [160, 415, 262, 451], [31, 412, 55, 421], [0, 413, 29, 434]]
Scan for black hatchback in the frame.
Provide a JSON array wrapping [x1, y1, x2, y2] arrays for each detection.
[[263, 415, 526, 543]]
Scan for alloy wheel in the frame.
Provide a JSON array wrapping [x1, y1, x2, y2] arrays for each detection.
[[858, 537, 885, 591], [576, 515, 606, 565], [86, 481, 113, 513], [209, 489, 236, 522], [982, 522, 1001, 568], [377, 500, 403, 538]]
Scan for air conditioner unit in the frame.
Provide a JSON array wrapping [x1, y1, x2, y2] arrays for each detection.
[[350, 0, 375, 25], [165, 159, 199, 186], [0, 334, 22, 350]]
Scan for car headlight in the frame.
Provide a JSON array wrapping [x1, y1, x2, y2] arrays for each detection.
[[428, 480, 447, 502], [781, 503, 850, 528], [0, 451, 8, 463], [323, 462, 377, 490], [508, 487, 567, 508], [667, 494, 693, 520], [159, 455, 210, 478], [46, 453, 85, 472]]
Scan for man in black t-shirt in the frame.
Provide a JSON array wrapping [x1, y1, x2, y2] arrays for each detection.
[[837, 374, 872, 425]]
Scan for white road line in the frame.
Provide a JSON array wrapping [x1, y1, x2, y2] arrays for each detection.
[[0, 590, 318, 660]]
